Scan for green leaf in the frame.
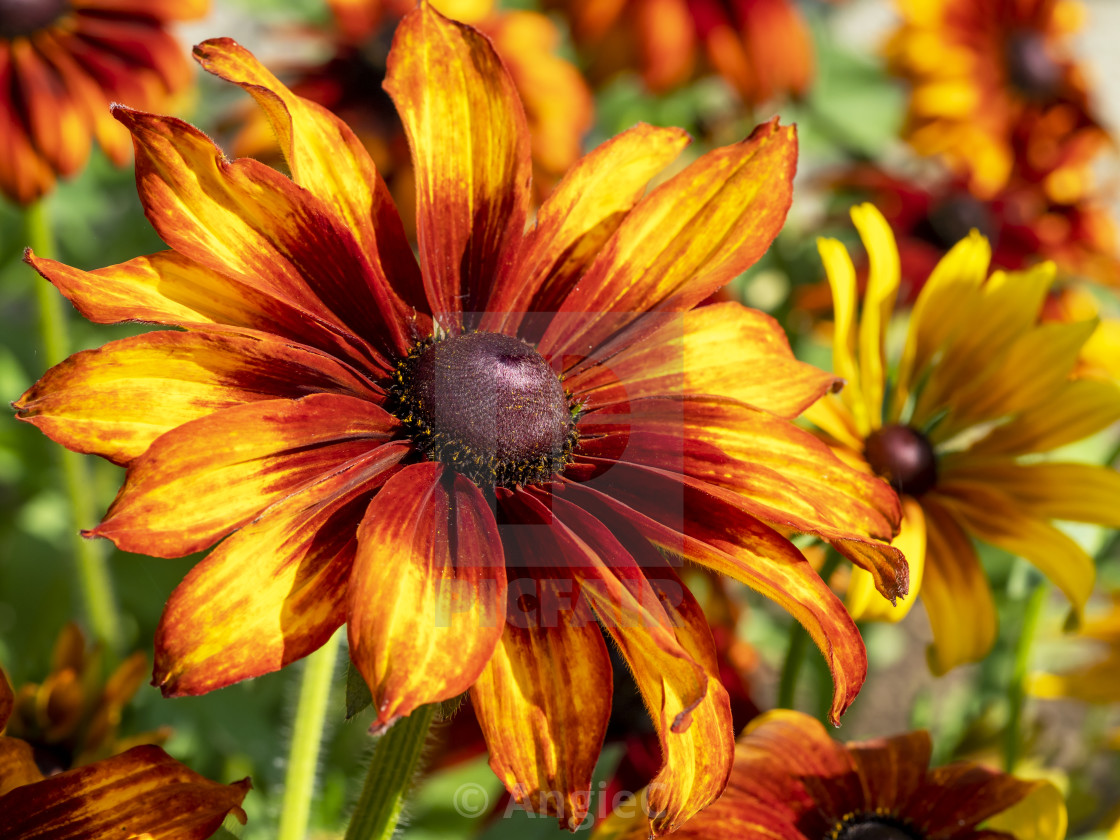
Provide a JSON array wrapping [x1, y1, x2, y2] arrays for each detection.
[[346, 661, 373, 720]]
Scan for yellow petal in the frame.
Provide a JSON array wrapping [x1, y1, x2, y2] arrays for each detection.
[[540, 119, 797, 361], [568, 302, 839, 419], [154, 443, 409, 697], [14, 331, 382, 466], [847, 496, 926, 623], [484, 122, 689, 333], [852, 203, 900, 428], [920, 498, 997, 674]]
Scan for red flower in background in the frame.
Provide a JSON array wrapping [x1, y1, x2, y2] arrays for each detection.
[[0, 0, 208, 204]]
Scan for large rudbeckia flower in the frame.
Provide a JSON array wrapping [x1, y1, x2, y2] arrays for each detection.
[[594, 709, 1066, 840], [0, 667, 249, 839], [14, 5, 903, 830], [0, 0, 208, 205], [546, 0, 813, 105], [886, 0, 1109, 202], [807, 203, 1120, 674]]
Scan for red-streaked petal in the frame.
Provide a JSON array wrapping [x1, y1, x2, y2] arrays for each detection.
[[9, 38, 90, 178], [512, 491, 734, 834], [349, 464, 507, 731], [13, 330, 381, 466], [0, 745, 249, 840], [27, 249, 385, 368], [539, 119, 796, 360], [193, 38, 427, 329], [484, 123, 690, 334], [914, 762, 1042, 833], [88, 394, 396, 558], [577, 397, 905, 601], [153, 443, 409, 696], [385, 2, 532, 325], [113, 105, 406, 359], [848, 730, 932, 806], [470, 523, 611, 830], [560, 471, 866, 723], [567, 302, 839, 418], [0, 45, 56, 204]]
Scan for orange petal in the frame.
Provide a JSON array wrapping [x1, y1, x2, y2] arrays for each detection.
[[0, 46, 56, 204], [9, 38, 91, 178], [88, 394, 396, 558], [510, 491, 734, 834], [384, 1, 532, 323], [470, 523, 611, 829], [0, 745, 249, 840], [14, 330, 381, 467], [154, 443, 409, 696], [348, 464, 507, 731], [485, 123, 689, 334], [577, 398, 905, 602], [562, 470, 866, 724], [193, 38, 426, 326], [567, 302, 838, 418], [540, 119, 796, 360], [113, 105, 407, 358], [26, 249, 386, 368], [0, 737, 45, 796]]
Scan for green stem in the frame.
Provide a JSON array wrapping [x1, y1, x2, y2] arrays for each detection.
[[777, 551, 842, 710], [344, 703, 436, 840], [278, 630, 343, 840], [27, 200, 124, 656], [1005, 580, 1047, 773]]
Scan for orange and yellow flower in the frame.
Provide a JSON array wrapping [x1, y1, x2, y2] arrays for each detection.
[[826, 164, 1120, 302], [595, 709, 1066, 840], [3, 623, 168, 775], [807, 203, 1120, 674], [0, 0, 208, 205], [548, 0, 813, 104], [0, 666, 249, 840], [235, 0, 592, 209], [14, 5, 904, 831], [886, 0, 1110, 202]]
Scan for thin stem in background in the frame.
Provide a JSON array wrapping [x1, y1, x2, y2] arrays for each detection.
[[344, 703, 436, 840], [278, 629, 343, 840], [1005, 579, 1047, 773], [27, 199, 124, 656], [777, 550, 843, 711]]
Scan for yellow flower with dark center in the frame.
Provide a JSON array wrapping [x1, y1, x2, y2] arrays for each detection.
[[594, 709, 1066, 840], [886, 0, 1109, 203], [0, 0, 208, 205], [807, 203, 1120, 674], [0, 667, 249, 839], [4, 623, 169, 776], [14, 5, 904, 830]]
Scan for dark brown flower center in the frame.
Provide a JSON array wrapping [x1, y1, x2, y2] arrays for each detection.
[[389, 332, 579, 488], [864, 424, 938, 497], [831, 813, 923, 840], [1005, 30, 1062, 100], [0, 0, 68, 39]]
